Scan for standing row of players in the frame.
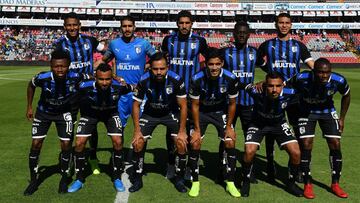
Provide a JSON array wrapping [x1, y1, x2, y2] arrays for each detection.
[[24, 11, 350, 199]]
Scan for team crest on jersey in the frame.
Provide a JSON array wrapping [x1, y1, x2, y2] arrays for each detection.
[[84, 43, 90, 50], [249, 52, 254, 61], [327, 89, 335, 95], [135, 46, 142, 54], [69, 85, 75, 92], [291, 46, 298, 53], [166, 85, 173, 94], [281, 102, 288, 109], [219, 85, 227, 93], [113, 95, 119, 101], [191, 43, 197, 49]]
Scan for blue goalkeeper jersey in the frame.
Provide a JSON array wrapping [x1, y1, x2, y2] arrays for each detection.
[[106, 37, 156, 85]]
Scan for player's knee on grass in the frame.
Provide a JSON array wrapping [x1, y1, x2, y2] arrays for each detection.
[[244, 144, 258, 162], [111, 136, 123, 150], [31, 138, 44, 151], [301, 137, 314, 150], [224, 139, 235, 149], [327, 138, 341, 150], [75, 137, 88, 152]]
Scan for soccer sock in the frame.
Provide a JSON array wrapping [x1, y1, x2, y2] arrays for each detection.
[[225, 148, 236, 182], [265, 136, 275, 165], [89, 129, 98, 160], [301, 149, 312, 184], [218, 141, 225, 168], [189, 150, 200, 182], [74, 151, 86, 182], [288, 163, 300, 183], [175, 153, 187, 178], [241, 160, 253, 181], [112, 149, 124, 180], [166, 130, 176, 165], [59, 149, 71, 177], [133, 148, 146, 175], [28, 149, 40, 181], [329, 149, 342, 183]]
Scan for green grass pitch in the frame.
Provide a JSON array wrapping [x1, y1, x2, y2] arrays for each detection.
[[0, 66, 359, 203]]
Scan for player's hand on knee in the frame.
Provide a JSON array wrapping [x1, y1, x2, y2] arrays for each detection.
[[26, 107, 33, 121], [190, 130, 201, 149], [176, 131, 188, 153], [132, 131, 145, 152]]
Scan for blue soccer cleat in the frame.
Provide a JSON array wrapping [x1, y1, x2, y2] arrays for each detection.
[[114, 179, 125, 192], [68, 180, 84, 193]]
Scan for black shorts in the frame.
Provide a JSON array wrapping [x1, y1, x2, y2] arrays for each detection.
[[140, 113, 179, 139], [297, 112, 341, 139], [76, 113, 122, 137], [234, 105, 253, 134], [245, 121, 297, 149], [31, 110, 73, 141], [190, 111, 228, 141], [286, 103, 300, 127]]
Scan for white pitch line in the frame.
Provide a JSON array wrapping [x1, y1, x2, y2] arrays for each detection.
[[0, 77, 28, 81], [114, 165, 132, 203]]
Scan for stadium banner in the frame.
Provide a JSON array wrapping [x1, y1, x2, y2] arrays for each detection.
[[222, 11, 235, 17], [59, 7, 72, 13], [17, 6, 30, 12], [115, 9, 127, 16], [45, 7, 58, 13], [2, 6, 15, 11], [31, 6, 44, 13], [0, 0, 95, 8], [74, 7, 86, 14], [0, 18, 359, 30]]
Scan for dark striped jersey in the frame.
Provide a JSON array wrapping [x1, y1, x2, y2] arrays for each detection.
[[258, 38, 312, 81], [246, 84, 295, 124], [223, 45, 263, 106], [189, 68, 238, 113], [53, 34, 103, 75], [31, 71, 88, 114], [133, 70, 186, 117], [290, 71, 350, 114], [78, 79, 132, 116], [161, 32, 208, 92]]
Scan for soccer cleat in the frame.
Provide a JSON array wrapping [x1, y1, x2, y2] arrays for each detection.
[[174, 178, 187, 193], [88, 159, 100, 175], [58, 176, 68, 194], [129, 175, 143, 193], [331, 183, 348, 198], [114, 179, 125, 192], [23, 179, 38, 196], [165, 164, 176, 179], [287, 182, 303, 197], [184, 167, 192, 181], [303, 183, 315, 199], [188, 181, 200, 197], [226, 181, 241, 197], [68, 180, 84, 193], [241, 179, 250, 197]]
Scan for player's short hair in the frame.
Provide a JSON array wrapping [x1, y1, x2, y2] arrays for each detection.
[[121, 15, 135, 26], [177, 10, 193, 23], [314, 58, 331, 69], [275, 13, 291, 23], [64, 12, 80, 23], [234, 21, 250, 32], [149, 52, 167, 66], [265, 71, 284, 82], [206, 47, 224, 62], [50, 50, 71, 63], [96, 63, 112, 73]]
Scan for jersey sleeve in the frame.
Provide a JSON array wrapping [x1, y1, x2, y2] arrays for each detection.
[[256, 41, 269, 72], [337, 77, 350, 96], [133, 81, 146, 102], [161, 36, 169, 53], [31, 73, 43, 87], [144, 40, 157, 57], [244, 84, 259, 97], [298, 42, 312, 63], [103, 40, 115, 61], [228, 78, 239, 99], [175, 78, 187, 98], [90, 36, 104, 52], [189, 77, 201, 100]]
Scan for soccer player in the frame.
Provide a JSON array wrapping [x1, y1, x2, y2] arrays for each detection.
[[222, 21, 264, 183], [99, 15, 156, 150], [240, 72, 302, 197], [130, 52, 188, 193], [53, 12, 106, 174], [289, 58, 350, 199], [161, 10, 208, 179], [67, 64, 133, 193], [257, 12, 314, 182], [24, 50, 89, 195], [188, 48, 240, 197]]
